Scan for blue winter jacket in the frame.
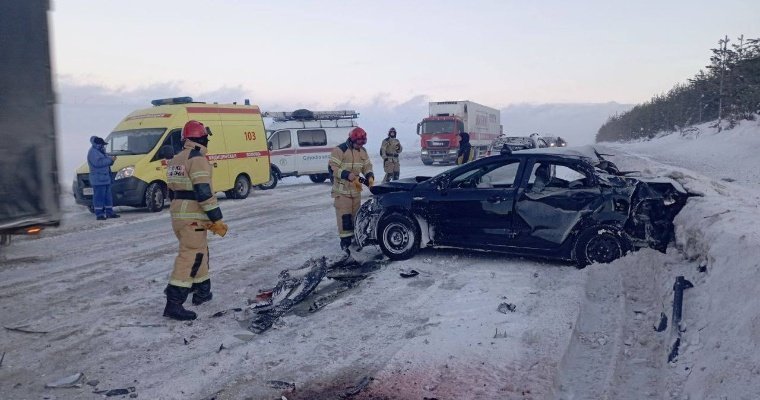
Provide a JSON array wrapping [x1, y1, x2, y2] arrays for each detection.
[[87, 136, 114, 186]]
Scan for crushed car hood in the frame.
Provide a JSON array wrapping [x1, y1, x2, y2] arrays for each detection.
[[369, 177, 428, 195]]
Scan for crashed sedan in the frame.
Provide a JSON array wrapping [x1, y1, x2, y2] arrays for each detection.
[[355, 146, 688, 266]]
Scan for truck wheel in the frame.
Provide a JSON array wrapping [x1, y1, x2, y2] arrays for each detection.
[[227, 174, 251, 199], [309, 174, 328, 183], [377, 213, 421, 261], [574, 225, 630, 268], [145, 182, 165, 212], [422, 159, 433, 166], [258, 169, 278, 190]]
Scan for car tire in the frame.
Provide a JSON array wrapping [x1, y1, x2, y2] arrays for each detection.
[[309, 174, 328, 183], [377, 213, 421, 261], [422, 159, 433, 166], [226, 174, 251, 199], [258, 169, 278, 190], [574, 225, 630, 268], [145, 182, 165, 212]]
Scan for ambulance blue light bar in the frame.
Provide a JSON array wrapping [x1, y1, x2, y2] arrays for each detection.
[[151, 97, 193, 106]]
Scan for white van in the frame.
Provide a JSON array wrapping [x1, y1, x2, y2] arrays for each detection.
[[261, 110, 358, 189]]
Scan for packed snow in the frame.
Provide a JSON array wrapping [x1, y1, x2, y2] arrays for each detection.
[[2, 118, 760, 399]]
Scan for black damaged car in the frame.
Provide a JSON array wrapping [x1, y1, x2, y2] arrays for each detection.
[[355, 147, 688, 266]]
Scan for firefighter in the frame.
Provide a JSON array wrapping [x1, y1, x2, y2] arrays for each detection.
[[163, 120, 228, 321], [329, 127, 374, 251], [380, 127, 402, 182], [456, 131, 475, 165]]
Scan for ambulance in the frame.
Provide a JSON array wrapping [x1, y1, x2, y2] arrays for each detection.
[[73, 97, 270, 212], [261, 109, 358, 189]]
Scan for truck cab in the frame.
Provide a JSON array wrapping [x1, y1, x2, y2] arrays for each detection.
[[417, 116, 464, 165]]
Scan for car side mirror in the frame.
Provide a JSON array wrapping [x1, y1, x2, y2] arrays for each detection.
[[436, 175, 451, 191], [158, 145, 175, 160], [267, 141, 273, 150], [416, 123, 421, 136]]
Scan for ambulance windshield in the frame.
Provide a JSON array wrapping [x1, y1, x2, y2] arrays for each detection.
[[106, 128, 166, 155]]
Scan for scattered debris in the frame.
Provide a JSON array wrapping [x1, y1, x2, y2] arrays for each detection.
[[493, 329, 508, 339], [266, 380, 296, 391], [341, 376, 372, 398], [720, 177, 735, 182], [497, 302, 517, 313], [217, 344, 226, 353], [703, 210, 730, 219], [654, 312, 668, 332], [183, 338, 189, 345], [211, 308, 243, 318], [4, 325, 49, 334], [86, 380, 99, 387], [399, 269, 419, 278], [698, 261, 707, 273], [0, 351, 5, 368], [45, 372, 86, 388]]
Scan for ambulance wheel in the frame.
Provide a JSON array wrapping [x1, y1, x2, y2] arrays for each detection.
[[258, 170, 278, 190], [309, 174, 328, 183], [145, 182, 165, 212], [227, 174, 251, 199]]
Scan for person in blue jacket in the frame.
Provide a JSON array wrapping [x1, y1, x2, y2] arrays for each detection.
[[87, 136, 119, 220]]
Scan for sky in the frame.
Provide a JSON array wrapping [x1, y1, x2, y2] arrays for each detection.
[[50, 0, 760, 108]]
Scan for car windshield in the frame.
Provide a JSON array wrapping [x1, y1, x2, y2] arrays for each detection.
[[106, 128, 166, 155], [422, 120, 455, 134]]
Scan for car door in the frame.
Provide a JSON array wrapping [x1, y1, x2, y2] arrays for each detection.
[[512, 159, 603, 249], [423, 158, 523, 247], [295, 128, 327, 174], [268, 130, 295, 174]]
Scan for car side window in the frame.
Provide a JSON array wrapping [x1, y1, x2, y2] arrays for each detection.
[[528, 161, 592, 192], [450, 160, 520, 189], [272, 130, 291, 150], [297, 129, 327, 147]]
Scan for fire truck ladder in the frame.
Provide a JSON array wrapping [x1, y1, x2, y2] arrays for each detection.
[[263, 110, 359, 122]]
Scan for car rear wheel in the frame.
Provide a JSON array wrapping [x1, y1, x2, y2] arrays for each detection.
[[145, 182, 165, 212], [258, 169, 278, 190], [309, 174, 328, 183], [377, 213, 420, 261], [574, 225, 630, 268]]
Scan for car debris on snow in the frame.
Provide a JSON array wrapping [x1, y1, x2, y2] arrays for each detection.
[[266, 380, 296, 391], [45, 372, 86, 388], [497, 302, 517, 313], [0, 351, 5, 368], [340, 376, 372, 398], [93, 387, 136, 396], [210, 308, 243, 318], [399, 269, 419, 278]]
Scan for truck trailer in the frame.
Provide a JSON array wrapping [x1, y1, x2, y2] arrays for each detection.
[[417, 101, 501, 165], [0, 0, 61, 246]]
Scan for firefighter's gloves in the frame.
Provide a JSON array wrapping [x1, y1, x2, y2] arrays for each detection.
[[208, 220, 229, 237]]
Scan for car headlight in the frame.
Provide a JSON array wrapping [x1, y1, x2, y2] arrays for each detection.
[[115, 166, 135, 180], [448, 149, 458, 154], [421, 150, 429, 154]]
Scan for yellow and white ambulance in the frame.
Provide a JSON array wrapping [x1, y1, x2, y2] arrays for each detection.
[[73, 97, 270, 212]]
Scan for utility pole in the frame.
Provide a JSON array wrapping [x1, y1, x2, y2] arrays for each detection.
[[717, 35, 729, 130]]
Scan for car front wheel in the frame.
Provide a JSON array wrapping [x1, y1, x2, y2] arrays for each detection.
[[377, 213, 420, 261], [574, 225, 630, 267]]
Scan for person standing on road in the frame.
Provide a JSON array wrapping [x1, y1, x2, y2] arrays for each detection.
[[329, 127, 374, 252], [163, 120, 228, 321], [380, 127, 402, 182], [456, 131, 474, 165], [87, 136, 119, 220]]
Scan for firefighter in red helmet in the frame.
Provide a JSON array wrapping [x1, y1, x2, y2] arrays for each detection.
[[163, 120, 228, 320], [328, 127, 374, 252]]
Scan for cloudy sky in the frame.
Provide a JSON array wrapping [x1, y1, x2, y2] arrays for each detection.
[[51, 0, 760, 107]]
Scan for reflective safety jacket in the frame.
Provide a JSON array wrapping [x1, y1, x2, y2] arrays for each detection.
[[329, 140, 374, 198], [380, 137, 402, 161], [167, 141, 223, 222]]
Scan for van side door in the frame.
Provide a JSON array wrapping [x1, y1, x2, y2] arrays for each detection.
[[268, 130, 295, 175], [295, 129, 328, 175]]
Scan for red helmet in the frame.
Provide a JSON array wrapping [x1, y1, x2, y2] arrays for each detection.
[[182, 120, 208, 140], [348, 127, 367, 146]]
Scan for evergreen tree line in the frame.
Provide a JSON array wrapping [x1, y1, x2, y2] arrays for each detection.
[[597, 35, 760, 142]]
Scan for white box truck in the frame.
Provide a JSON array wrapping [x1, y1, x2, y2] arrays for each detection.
[[416, 101, 501, 165]]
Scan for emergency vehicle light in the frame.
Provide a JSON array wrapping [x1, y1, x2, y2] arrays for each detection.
[[263, 110, 359, 122], [26, 226, 42, 234], [151, 97, 193, 106]]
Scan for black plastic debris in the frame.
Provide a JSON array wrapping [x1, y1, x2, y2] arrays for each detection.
[[341, 376, 372, 398], [102, 388, 130, 396], [497, 303, 517, 313], [217, 344, 226, 353], [266, 380, 296, 391], [0, 351, 5, 368], [400, 269, 419, 278], [211, 308, 243, 318], [654, 312, 668, 332], [183, 338, 189, 345]]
